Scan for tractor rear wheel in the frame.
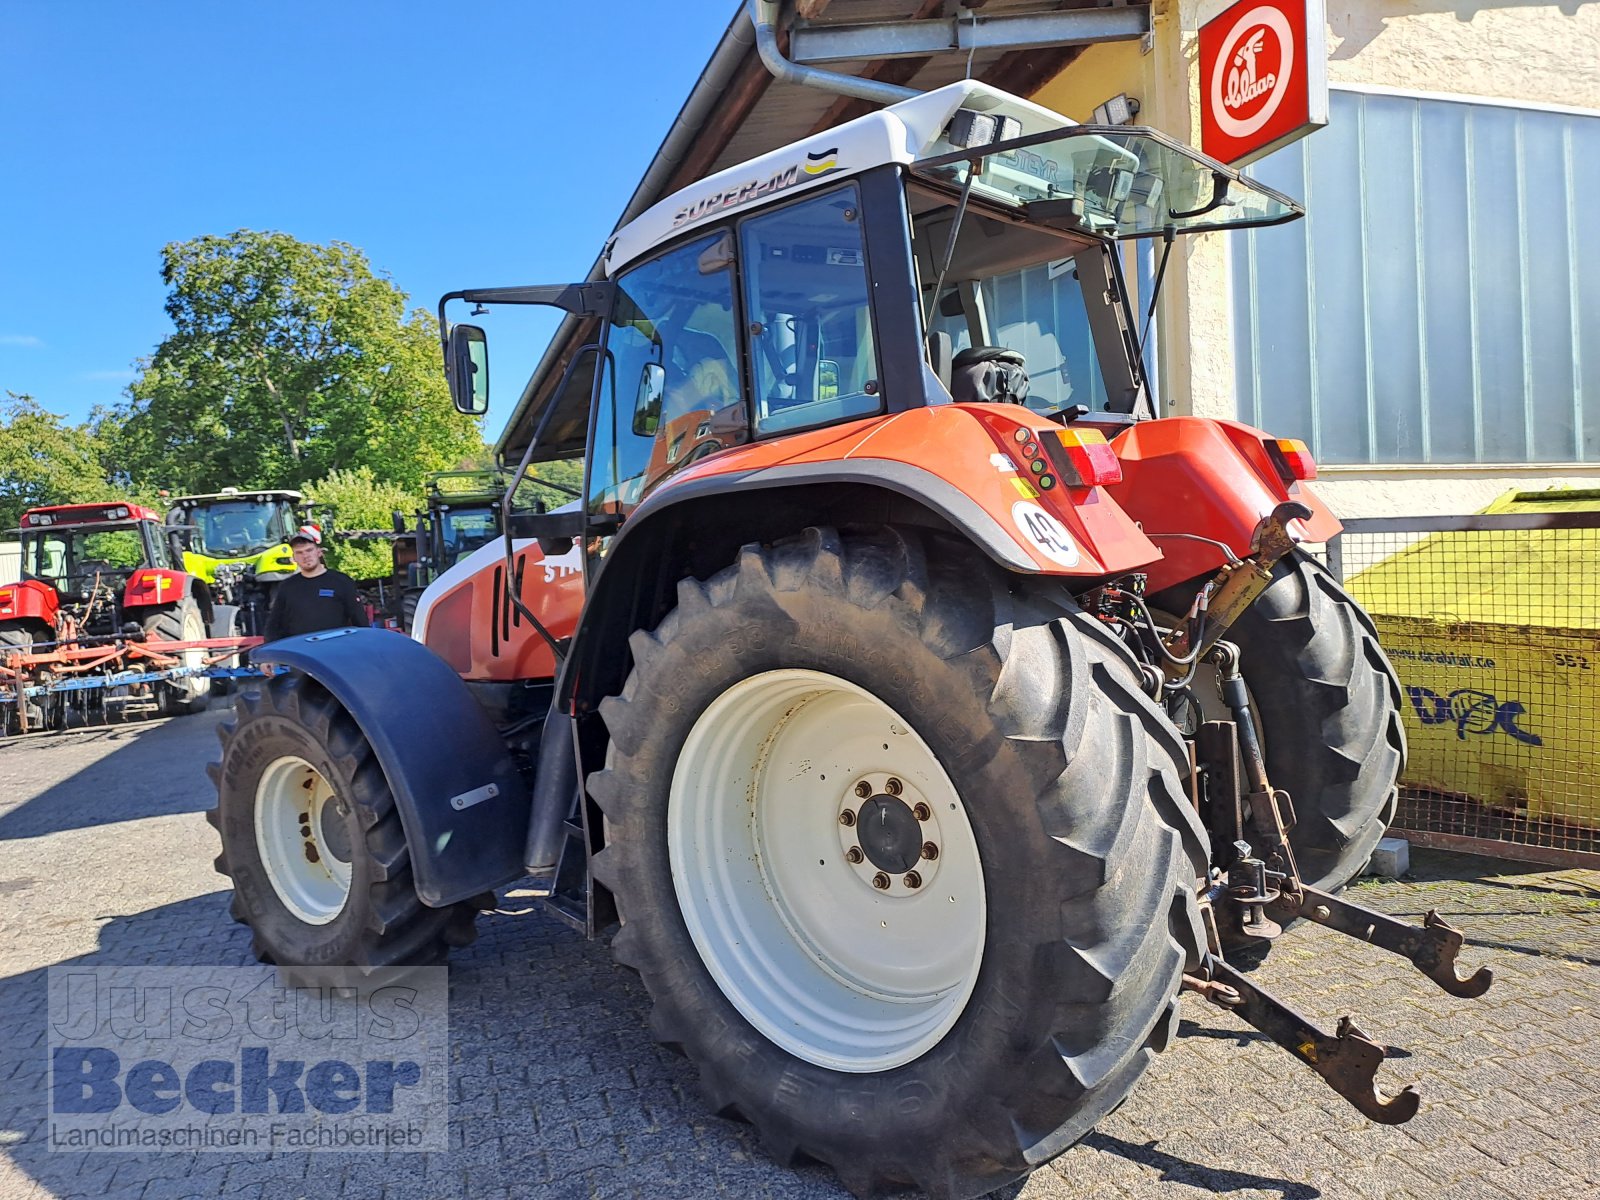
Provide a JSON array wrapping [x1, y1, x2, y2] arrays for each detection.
[[207, 672, 478, 974], [1167, 550, 1405, 895], [591, 527, 1208, 1199], [142, 597, 211, 715]]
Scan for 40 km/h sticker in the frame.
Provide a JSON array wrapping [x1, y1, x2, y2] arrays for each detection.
[[1011, 501, 1081, 567]]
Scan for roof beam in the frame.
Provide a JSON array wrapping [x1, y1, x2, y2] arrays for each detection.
[[805, 0, 948, 136], [790, 7, 1149, 64]]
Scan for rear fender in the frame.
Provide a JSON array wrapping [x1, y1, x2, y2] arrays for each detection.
[[122, 568, 189, 610], [562, 415, 1159, 713], [0, 579, 59, 628], [253, 627, 532, 907], [1106, 417, 1341, 593]]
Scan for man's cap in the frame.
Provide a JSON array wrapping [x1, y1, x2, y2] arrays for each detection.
[[289, 524, 323, 546]]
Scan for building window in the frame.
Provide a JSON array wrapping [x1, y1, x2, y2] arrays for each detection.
[[1232, 89, 1600, 465]]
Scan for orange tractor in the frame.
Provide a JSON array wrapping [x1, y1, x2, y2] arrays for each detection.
[[209, 79, 1488, 1197]]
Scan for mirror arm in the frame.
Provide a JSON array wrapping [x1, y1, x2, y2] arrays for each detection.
[[437, 283, 616, 358]]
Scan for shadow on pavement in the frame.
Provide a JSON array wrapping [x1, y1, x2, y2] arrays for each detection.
[[0, 709, 228, 840], [0, 885, 851, 1200], [1080, 1131, 1322, 1199]]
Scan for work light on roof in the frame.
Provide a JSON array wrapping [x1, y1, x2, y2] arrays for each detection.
[[944, 110, 1022, 151]]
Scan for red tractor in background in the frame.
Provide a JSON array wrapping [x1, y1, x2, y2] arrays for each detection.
[[1, 502, 212, 727]]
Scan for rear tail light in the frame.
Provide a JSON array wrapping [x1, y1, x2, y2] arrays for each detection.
[[1264, 437, 1317, 482], [1039, 428, 1122, 488]]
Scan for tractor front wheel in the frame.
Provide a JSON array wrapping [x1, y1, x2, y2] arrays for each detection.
[[591, 527, 1208, 1199], [141, 597, 211, 715], [207, 673, 478, 973]]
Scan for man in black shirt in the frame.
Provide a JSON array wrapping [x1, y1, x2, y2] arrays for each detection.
[[262, 525, 367, 642]]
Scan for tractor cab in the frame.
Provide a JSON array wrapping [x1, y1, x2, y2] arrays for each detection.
[[440, 81, 1299, 548], [18, 504, 169, 590], [167, 489, 303, 580], [10, 503, 175, 636], [165, 489, 305, 637], [424, 470, 508, 572]]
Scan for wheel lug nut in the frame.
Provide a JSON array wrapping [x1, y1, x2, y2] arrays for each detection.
[[854, 781, 872, 798], [885, 778, 903, 796], [846, 847, 864, 864], [904, 871, 922, 889], [912, 802, 931, 821], [839, 809, 856, 827], [872, 872, 891, 890], [921, 841, 938, 861]]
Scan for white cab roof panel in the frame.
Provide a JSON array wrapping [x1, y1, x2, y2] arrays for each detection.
[[603, 81, 1075, 274]]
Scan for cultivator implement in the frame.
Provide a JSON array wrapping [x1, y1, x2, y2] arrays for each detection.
[[0, 632, 264, 733]]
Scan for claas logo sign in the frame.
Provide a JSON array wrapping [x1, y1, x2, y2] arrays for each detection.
[[1199, 0, 1329, 166]]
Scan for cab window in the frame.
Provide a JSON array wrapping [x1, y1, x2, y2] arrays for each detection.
[[590, 231, 745, 520], [740, 185, 881, 436]]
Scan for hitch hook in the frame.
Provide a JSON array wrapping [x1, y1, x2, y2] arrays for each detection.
[[1284, 888, 1494, 999], [1204, 956, 1421, 1124]]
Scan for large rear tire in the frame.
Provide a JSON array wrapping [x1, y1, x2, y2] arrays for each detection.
[[1223, 551, 1406, 893], [141, 597, 211, 715], [591, 527, 1208, 1199], [207, 673, 478, 973], [1159, 549, 1404, 906]]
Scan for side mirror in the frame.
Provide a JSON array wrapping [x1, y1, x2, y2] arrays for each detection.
[[448, 324, 490, 416], [391, 510, 406, 535], [631, 362, 666, 437]]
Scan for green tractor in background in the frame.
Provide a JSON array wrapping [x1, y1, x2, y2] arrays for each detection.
[[390, 469, 508, 632], [165, 488, 307, 638]]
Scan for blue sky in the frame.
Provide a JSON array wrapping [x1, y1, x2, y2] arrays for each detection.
[[0, 1, 739, 438]]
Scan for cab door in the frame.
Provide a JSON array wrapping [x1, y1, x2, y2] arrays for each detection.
[[585, 229, 748, 553]]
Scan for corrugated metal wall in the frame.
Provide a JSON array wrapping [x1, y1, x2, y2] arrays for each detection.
[[1232, 88, 1600, 465]]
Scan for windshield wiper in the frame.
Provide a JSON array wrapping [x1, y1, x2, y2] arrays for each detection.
[[921, 163, 979, 333]]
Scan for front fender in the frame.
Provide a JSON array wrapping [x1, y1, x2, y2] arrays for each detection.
[[254, 627, 531, 907], [0, 579, 59, 627], [1107, 417, 1341, 592], [122, 568, 190, 610]]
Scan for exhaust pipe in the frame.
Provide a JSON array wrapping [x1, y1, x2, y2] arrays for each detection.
[[750, 0, 919, 106]]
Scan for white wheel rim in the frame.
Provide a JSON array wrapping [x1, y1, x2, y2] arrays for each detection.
[[254, 755, 353, 924], [669, 669, 986, 1073], [176, 606, 210, 699]]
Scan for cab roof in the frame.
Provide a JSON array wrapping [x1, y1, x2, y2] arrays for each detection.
[[20, 502, 163, 527], [604, 81, 1071, 274]]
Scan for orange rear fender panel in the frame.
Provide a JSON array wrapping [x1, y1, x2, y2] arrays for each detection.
[[121, 569, 190, 610], [654, 405, 1162, 577], [1107, 417, 1340, 592]]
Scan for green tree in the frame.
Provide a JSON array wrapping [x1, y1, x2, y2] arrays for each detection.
[[520, 457, 584, 511], [0, 393, 131, 530], [111, 231, 482, 495], [303, 466, 420, 582]]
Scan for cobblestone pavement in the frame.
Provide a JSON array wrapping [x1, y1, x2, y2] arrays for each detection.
[[1, 712, 1597, 1200]]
